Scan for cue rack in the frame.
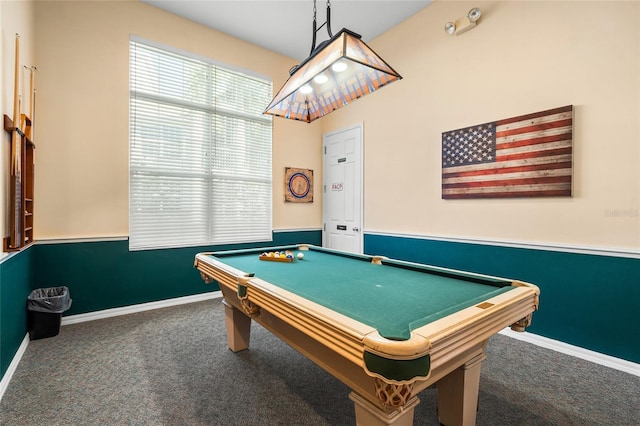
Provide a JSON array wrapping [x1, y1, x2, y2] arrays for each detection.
[[4, 33, 37, 252]]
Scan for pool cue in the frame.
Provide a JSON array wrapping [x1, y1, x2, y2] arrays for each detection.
[[23, 65, 35, 138], [11, 34, 20, 172], [9, 34, 22, 249], [30, 66, 37, 140]]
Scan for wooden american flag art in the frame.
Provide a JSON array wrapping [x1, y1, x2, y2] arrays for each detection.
[[441, 105, 573, 199]]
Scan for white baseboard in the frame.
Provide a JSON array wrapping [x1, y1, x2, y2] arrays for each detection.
[[62, 291, 639, 377], [61, 291, 222, 326], [3, 291, 637, 405], [1, 292, 222, 403], [499, 328, 640, 377], [0, 334, 29, 402]]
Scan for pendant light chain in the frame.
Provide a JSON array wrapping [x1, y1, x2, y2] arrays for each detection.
[[310, 0, 318, 55], [310, 0, 334, 55], [313, 0, 331, 18], [326, 0, 333, 38]]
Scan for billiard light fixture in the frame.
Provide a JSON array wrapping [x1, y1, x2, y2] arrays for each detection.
[[445, 7, 482, 36], [264, 0, 402, 123]]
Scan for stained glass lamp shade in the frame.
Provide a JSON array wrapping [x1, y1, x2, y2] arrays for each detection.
[[264, 28, 402, 123]]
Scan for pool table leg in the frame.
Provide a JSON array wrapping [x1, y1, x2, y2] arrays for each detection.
[[350, 391, 420, 426], [222, 298, 251, 352], [436, 352, 486, 426]]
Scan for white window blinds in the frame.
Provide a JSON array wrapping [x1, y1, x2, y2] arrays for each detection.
[[129, 39, 273, 250]]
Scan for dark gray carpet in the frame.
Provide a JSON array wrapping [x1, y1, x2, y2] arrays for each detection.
[[1, 298, 638, 425]]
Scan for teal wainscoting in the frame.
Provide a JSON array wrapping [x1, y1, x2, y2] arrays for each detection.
[[33, 231, 321, 316], [364, 233, 640, 364], [0, 247, 35, 380], [0, 230, 320, 381]]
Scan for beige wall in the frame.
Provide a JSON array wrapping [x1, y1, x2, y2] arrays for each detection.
[[324, 1, 640, 251], [1, 1, 35, 259], [32, 0, 323, 240], [7, 1, 640, 252]]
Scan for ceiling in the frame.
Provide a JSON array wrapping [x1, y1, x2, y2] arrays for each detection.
[[141, 0, 431, 61]]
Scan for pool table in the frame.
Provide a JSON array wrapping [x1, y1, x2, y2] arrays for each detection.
[[194, 244, 539, 426]]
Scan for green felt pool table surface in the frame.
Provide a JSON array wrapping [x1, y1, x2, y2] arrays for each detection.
[[207, 245, 516, 341]]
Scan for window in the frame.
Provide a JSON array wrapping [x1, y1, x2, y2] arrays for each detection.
[[129, 39, 273, 250]]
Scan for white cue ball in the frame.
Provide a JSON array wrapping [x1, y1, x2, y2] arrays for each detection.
[[297, 252, 304, 260]]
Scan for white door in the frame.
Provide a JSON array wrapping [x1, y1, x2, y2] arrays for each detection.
[[322, 124, 363, 254]]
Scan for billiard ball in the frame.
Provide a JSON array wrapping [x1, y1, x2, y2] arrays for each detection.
[[297, 252, 304, 260]]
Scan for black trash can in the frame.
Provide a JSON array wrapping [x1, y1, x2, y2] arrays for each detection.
[[27, 286, 72, 340]]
